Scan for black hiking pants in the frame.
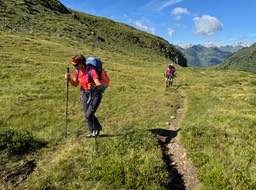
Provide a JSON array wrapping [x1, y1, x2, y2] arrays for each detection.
[[81, 90, 102, 133]]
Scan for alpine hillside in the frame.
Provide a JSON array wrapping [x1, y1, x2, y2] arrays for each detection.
[[0, 0, 187, 67], [216, 42, 256, 74]]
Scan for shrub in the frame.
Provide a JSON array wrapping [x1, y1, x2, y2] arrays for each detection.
[[0, 128, 34, 155]]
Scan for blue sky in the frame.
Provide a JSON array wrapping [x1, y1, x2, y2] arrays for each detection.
[[59, 0, 256, 47]]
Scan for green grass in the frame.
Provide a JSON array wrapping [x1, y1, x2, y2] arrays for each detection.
[[0, 31, 177, 189], [0, 31, 256, 189], [179, 68, 256, 189]]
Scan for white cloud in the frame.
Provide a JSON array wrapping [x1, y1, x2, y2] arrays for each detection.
[[144, 0, 182, 11], [168, 28, 174, 37], [135, 22, 148, 31], [171, 7, 190, 15], [135, 21, 155, 34], [193, 15, 223, 36], [171, 7, 190, 20], [221, 34, 256, 47], [160, 0, 182, 10]]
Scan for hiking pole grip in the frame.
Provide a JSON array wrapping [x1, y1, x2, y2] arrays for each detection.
[[65, 67, 70, 138]]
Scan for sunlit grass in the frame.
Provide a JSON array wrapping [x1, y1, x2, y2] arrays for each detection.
[[0, 31, 176, 189], [179, 68, 256, 189], [1, 30, 256, 189]]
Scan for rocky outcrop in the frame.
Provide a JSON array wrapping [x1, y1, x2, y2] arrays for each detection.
[[152, 41, 187, 66]]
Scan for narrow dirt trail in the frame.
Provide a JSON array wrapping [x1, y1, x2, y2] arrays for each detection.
[[159, 94, 201, 190]]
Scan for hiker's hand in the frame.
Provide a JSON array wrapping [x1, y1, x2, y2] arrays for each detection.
[[65, 73, 71, 80], [88, 83, 98, 90], [88, 83, 94, 90]]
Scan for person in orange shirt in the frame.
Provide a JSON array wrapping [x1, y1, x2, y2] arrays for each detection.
[[65, 54, 102, 138]]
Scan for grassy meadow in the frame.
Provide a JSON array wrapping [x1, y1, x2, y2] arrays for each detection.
[[0, 31, 177, 189], [0, 31, 256, 189], [179, 68, 256, 189]]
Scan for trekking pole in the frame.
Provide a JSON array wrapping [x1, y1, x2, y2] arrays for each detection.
[[90, 90, 96, 137], [175, 74, 177, 86], [89, 89, 99, 155], [64, 67, 70, 138]]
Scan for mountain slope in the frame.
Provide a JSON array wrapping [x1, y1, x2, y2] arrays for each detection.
[[216, 43, 256, 74], [176, 45, 232, 67], [0, 0, 187, 66]]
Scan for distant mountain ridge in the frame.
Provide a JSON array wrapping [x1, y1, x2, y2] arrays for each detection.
[[216, 43, 256, 74], [175, 44, 248, 67], [0, 0, 187, 66], [177, 42, 250, 50]]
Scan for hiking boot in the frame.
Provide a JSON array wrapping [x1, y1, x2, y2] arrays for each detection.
[[86, 132, 96, 138], [94, 126, 102, 137]]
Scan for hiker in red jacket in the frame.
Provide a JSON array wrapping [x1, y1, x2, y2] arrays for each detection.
[[165, 63, 175, 87], [65, 54, 102, 138]]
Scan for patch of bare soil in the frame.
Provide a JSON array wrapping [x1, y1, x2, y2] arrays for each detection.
[[159, 95, 201, 190], [0, 159, 36, 188]]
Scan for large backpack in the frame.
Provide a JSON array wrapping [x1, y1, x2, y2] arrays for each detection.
[[169, 65, 175, 74], [86, 57, 110, 93]]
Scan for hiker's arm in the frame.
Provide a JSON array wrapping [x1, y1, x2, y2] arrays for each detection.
[[88, 69, 102, 90], [65, 73, 79, 87], [88, 78, 102, 90]]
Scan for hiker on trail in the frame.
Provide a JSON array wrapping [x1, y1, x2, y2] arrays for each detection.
[[65, 54, 102, 138], [165, 63, 175, 87]]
